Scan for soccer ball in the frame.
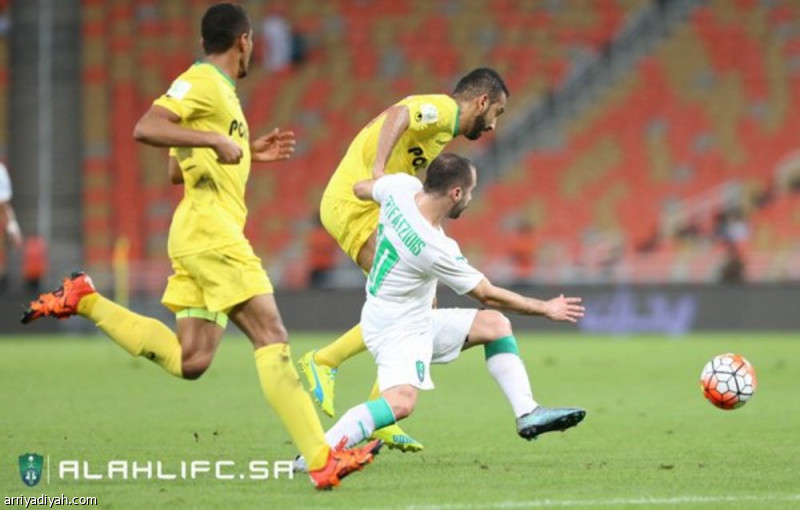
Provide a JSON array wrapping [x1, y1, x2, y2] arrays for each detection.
[[699, 353, 757, 410]]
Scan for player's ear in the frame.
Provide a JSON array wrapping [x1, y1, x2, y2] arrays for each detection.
[[237, 31, 249, 52], [477, 93, 490, 111]]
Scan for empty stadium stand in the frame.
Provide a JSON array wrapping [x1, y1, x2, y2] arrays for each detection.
[[80, 0, 800, 288]]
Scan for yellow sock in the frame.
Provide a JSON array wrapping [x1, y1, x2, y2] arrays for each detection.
[[254, 343, 329, 471], [78, 293, 182, 377], [314, 323, 367, 368]]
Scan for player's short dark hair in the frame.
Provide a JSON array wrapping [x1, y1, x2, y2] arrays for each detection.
[[424, 153, 475, 195], [453, 68, 510, 103], [201, 3, 251, 55]]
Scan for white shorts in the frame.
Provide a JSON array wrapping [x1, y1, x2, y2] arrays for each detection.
[[365, 308, 478, 393]]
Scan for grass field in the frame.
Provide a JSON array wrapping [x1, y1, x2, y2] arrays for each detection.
[[1, 332, 799, 509]]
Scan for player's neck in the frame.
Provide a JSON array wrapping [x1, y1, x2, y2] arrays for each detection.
[[415, 193, 447, 228], [453, 98, 468, 137], [453, 96, 479, 138], [204, 54, 239, 84]]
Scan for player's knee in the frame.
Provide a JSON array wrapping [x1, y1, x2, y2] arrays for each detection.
[[390, 401, 416, 420], [483, 310, 513, 340], [250, 321, 288, 348], [181, 353, 213, 380], [269, 322, 289, 344], [386, 393, 417, 420]]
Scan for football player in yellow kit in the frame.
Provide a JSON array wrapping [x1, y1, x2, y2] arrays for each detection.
[[299, 68, 509, 452], [22, 3, 380, 490]]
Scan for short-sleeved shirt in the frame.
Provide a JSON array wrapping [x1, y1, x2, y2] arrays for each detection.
[[360, 174, 483, 338], [323, 94, 460, 204], [0, 163, 12, 202], [154, 62, 252, 258]]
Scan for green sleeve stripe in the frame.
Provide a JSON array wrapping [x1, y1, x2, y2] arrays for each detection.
[[365, 397, 396, 429], [176, 308, 228, 328], [452, 101, 461, 137], [484, 336, 519, 359]]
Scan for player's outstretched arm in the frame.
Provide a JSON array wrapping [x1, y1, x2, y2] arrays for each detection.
[[251, 128, 296, 163], [133, 105, 242, 164], [371, 105, 410, 179], [467, 278, 584, 323]]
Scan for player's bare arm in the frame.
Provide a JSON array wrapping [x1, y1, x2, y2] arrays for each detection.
[[468, 278, 584, 323], [353, 178, 378, 201], [251, 127, 296, 163], [133, 105, 243, 164], [371, 105, 410, 179]]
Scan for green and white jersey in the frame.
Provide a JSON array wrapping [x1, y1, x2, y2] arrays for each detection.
[[361, 174, 483, 337]]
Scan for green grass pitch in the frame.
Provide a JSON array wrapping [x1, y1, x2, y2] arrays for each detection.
[[1, 332, 798, 509]]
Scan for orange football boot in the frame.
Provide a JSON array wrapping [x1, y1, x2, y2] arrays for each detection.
[[21, 271, 96, 324], [309, 438, 382, 490]]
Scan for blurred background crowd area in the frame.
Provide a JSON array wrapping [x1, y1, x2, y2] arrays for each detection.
[[2, 0, 800, 296]]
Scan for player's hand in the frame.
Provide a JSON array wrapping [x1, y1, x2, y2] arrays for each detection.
[[251, 128, 296, 163], [214, 135, 243, 164], [543, 294, 584, 323]]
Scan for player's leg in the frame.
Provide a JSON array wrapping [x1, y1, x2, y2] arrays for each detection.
[[435, 309, 586, 440], [367, 376, 424, 452], [229, 292, 380, 488], [293, 327, 433, 472], [174, 312, 226, 379], [228, 293, 329, 470], [21, 271, 186, 377], [325, 384, 416, 450], [324, 326, 433, 450], [460, 310, 539, 417]]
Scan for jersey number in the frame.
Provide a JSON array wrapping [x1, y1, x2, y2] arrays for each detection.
[[368, 230, 399, 296], [408, 147, 427, 169]]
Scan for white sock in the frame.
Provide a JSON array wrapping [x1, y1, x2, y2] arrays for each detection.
[[486, 352, 538, 417], [325, 403, 376, 449]]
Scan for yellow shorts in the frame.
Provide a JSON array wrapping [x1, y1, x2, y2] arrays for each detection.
[[320, 194, 379, 263], [161, 241, 273, 314]]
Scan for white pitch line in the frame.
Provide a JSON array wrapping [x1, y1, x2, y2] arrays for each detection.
[[405, 494, 800, 509]]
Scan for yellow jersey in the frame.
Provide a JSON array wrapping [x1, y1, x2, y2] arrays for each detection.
[[154, 62, 251, 258], [323, 94, 460, 202]]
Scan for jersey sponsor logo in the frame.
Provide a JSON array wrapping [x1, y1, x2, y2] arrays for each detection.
[[407, 147, 427, 170], [228, 119, 248, 139], [166, 79, 192, 100]]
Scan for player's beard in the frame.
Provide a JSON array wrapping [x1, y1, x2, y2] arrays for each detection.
[[464, 112, 488, 140], [448, 196, 470, 219]]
